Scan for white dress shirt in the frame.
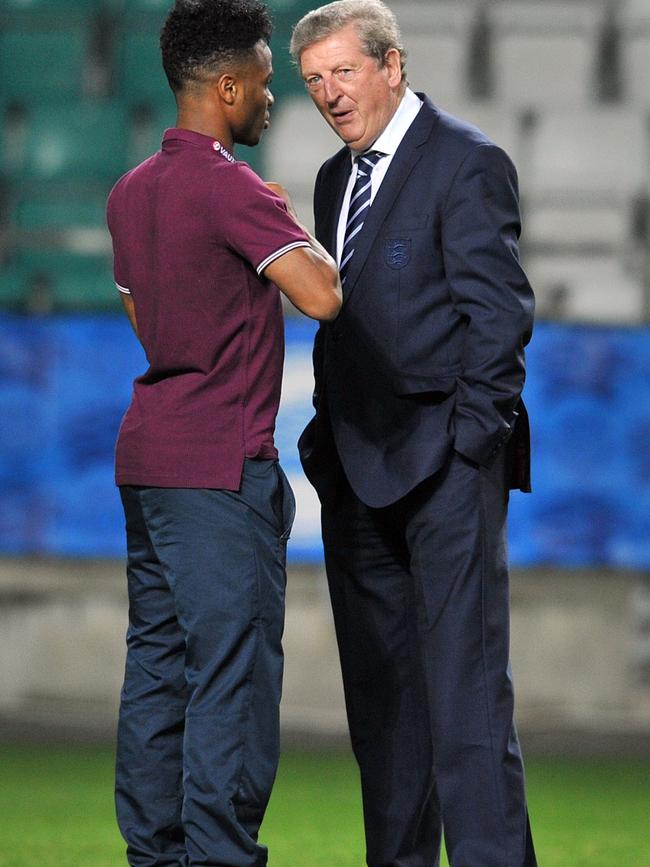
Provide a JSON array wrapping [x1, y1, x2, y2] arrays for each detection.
[[335, 88, 423, 263]]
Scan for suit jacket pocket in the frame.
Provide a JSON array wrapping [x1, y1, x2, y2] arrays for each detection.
[[393, 371, 459, 398]]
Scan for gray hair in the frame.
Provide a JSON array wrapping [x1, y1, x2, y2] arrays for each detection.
[[289, 0, 407, 82]]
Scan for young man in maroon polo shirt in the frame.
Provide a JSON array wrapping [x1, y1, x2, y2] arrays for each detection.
[[106, 1, 341, 864]]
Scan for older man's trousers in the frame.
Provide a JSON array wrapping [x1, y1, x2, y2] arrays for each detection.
[[322, 448, 537, 867]]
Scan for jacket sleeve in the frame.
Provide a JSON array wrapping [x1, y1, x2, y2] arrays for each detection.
[[310, 163, 329, 409], [441, 142, 534, 466]]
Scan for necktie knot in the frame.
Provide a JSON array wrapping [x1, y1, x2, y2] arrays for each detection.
[[354, 150, 383, 176]]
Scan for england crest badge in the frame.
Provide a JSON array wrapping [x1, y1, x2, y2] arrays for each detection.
[[384, 238, 411, 269]]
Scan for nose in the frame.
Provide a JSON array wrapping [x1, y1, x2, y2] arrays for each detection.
[[267, 88, 275, 106], [323, 75, 342, 105]]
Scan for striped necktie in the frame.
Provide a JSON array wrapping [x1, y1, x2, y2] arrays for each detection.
[[339, 150, 383, 286]]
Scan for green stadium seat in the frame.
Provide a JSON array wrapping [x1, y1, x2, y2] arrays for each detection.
[[11, 196, 108, 232], [129, 101, 175, 167], [0, 28, 89, 106], [6, 192, 111, 260], [4, 102, 130, 184], [0, 260, 31, 310], [267, 0, 314, 18], [112, 0, 170, 29], [0, 256, 64, 313], [0, 0, 104, 15], [116, 0, 170, 13], [133, 0, 169, 8], [116, 30, 169, 108], [50, 256, 120, 312], [6, 251, 120, 312]]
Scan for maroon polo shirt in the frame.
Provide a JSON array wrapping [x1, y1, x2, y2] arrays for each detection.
[[106, 128, 310, 489]]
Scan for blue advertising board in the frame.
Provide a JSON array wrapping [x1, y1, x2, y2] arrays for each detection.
[[0, 314, 648, 567]]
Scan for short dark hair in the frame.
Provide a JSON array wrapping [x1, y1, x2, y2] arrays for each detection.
[[161, 0, 273, 93]]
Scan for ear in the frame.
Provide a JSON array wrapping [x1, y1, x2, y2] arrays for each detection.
[[384, 47, 402, 88], [216, 73, 238, 106]]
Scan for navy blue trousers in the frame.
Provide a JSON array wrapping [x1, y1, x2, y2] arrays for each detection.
[[116, 459, 295, 867], [322, 450, 536, 867]]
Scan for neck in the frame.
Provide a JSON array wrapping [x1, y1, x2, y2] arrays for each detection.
[[175, 104, 234, 153], [388, 84, 407, 121]]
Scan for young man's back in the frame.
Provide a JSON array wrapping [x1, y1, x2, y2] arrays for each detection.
[[108, 128, 308, 490]]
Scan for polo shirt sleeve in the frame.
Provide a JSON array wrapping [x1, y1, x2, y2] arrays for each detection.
[[106, 183, 132, 295], [223, 164, 311, 277]]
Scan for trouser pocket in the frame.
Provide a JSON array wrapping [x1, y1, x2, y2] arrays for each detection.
[[275, 462, 296, 541]]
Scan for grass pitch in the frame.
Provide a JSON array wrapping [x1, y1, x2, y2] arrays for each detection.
[[0, 745, 648, 866]]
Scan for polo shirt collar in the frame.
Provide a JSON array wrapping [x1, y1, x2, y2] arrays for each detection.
[[162, 127, 225, 151]]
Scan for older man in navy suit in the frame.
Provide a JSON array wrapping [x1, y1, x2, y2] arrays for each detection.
[[290, 2, 537, 865]]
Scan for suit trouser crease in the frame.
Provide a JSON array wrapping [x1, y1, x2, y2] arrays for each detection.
[[115, 460, 294, 867], [321, 449, 536, 867]]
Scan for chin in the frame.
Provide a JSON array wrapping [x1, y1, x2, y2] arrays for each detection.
[[238, 133, 261, 149], [336, 127, 366, 149]]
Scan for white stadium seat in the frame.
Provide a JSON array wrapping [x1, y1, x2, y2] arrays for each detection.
[[488, 0, 607, 109], [520, 107, 648, 251], [523, 200, 635, 250], [621, 0, 650, 108], [265, 96, 343, 230], [393, 1, 480, 106], [525, 252, 644, 323], [523, 107, 647, 198], [446, 101, 523, 164], [620, 0, 650, 24], [266, 97, 339, 186]]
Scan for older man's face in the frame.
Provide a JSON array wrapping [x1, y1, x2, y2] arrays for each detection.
[[299, 23, 402, 153]]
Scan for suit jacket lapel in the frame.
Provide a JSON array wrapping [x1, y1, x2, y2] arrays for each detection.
[[315, 150, 350, 256], [342, 96, 440, 299]]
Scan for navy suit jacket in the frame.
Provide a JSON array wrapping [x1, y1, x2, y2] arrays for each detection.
[[298, 95, 534, 508]]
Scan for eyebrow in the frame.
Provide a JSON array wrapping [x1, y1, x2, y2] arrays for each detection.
[[302, 58, 359, 76]]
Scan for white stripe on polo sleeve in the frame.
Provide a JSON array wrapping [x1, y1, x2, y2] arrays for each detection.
[[116, 283, 131, 295], [256, 241, 311, 276]]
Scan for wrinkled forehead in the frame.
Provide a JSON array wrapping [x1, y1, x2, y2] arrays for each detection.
[[298, 23, 366, 75]]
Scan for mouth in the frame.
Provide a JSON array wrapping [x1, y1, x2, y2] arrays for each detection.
[[264, 114, 270, 129], [331, 108, 354, 125]]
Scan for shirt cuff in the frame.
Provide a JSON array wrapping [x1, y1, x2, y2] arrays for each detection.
[[116, 282, 131, 295], [256, 241, 311, 276]]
